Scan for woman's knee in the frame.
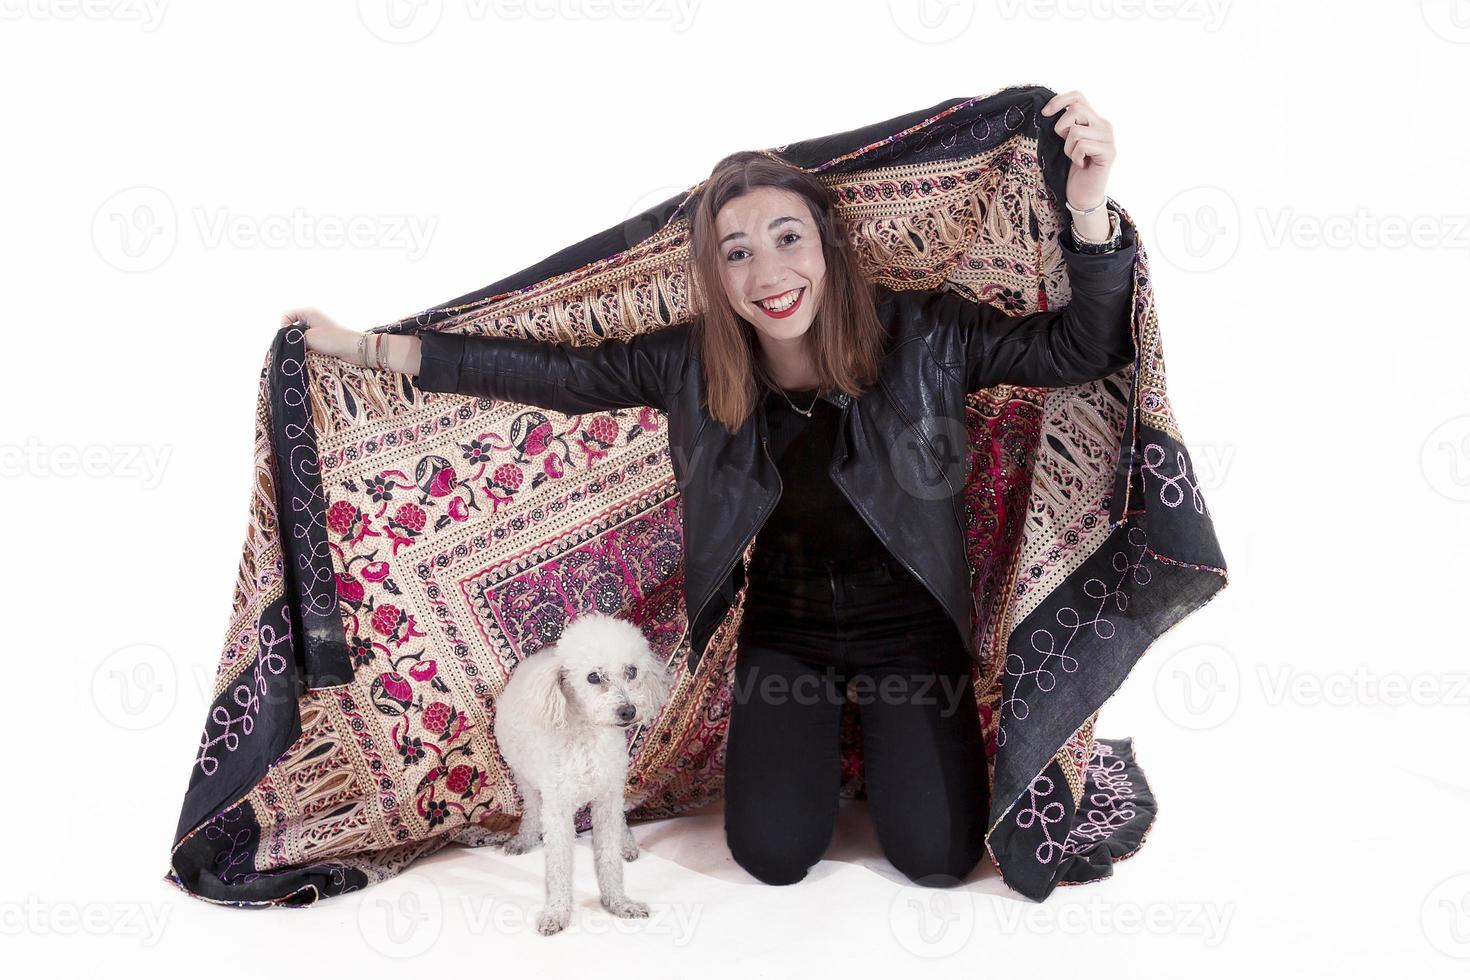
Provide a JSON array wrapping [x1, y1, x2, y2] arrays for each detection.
[[727, 836, 819, 886], [725, 805, 835, 886], [882, 835, 984, 888]]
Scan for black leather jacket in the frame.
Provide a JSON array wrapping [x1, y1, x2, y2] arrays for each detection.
[[411, 204, 1138, 673]]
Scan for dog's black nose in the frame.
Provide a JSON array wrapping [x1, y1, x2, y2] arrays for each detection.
[[615, 704, 636, 724]]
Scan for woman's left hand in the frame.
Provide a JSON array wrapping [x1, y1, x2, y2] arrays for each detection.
[[1040, 90, 1117, 213]]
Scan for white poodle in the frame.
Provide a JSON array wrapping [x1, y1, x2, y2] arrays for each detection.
[[493, 611, 673, 936]]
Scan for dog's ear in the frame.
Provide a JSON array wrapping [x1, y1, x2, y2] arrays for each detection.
[[530, 657, 570, 731], [639, 651, 674, 713]]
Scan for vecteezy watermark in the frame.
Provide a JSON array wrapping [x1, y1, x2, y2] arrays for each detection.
[[1153, 185, 1241, 273], [619, 184, 689, 252], [0, 896, 172, 945], [1421, 415, 1470, 502], [1154, 188, 1470, 272], [1151, 641, 1240, 730], [93, 186, 178, 274], [889, 413, 973, 503], [1185, 441, 1236, 492], [1421, 0, 1470, 44], [887, 878, 977, 957], [1257, 208, 1470, 250], [987, 895, 1236, 945], [459, 894, 704, 942], [357, 0, 701, 43], [0, 0, 170, 30], [92, 642, 178, 732], [92, 185, 438, 272], [888, 0, 976, 43], [731, 664, 975, 718], [0, 436, 173, 489], [990, 0, 1232, 32], [357, 871, 444, 958], [1422, 872, 1470, 959], [1257, 665, 1470, 709]]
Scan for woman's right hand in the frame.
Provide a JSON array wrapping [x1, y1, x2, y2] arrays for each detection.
[[282, 307, 363, 365]]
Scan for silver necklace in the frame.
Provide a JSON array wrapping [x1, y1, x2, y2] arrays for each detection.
[[775, 385, 820, 417], [758, 361, 821, 417]]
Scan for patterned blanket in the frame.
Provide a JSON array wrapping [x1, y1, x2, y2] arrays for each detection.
[[164, 83, 1228, 907]]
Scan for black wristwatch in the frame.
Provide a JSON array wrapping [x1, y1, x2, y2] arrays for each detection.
[[1067, 205, 1123, 255]]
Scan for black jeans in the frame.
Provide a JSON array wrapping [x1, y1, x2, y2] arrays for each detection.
[[724, 551, 988, 888]]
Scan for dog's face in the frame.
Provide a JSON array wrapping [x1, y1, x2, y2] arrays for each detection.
[[547, 614, 672, 730]]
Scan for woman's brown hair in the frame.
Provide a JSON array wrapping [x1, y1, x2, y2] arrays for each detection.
[[684, 150, 888, 435]]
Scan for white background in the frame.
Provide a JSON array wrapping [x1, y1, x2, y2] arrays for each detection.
[[3, 0, 1467, 975]]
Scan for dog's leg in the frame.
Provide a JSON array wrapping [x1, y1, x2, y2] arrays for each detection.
[[504, 781, 543, 855], [592, 793, 649, 919], [535, 802, 575, 936], [621, 822, 639, 862]]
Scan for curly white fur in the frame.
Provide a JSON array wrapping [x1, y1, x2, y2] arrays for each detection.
[[492, 612, 673, 936]]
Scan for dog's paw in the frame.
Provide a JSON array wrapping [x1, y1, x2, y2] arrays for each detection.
[[503, 833, 541, 856], [621, 840, 640, 862], [601, 895, 650, 919], [536, 905, 570, 936]]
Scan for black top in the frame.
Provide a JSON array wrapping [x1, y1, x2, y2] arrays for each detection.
[[750, 386, 890, 567]]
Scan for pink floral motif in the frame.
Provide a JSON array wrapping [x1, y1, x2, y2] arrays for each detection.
[[523, 421, 553, 456], [422, 700, 451, 735], [335, 573, 365, 605], [382, 501, 430, 555], [327, 500, 379, 545], [586, 415, 618, 446], [491, 463, 522, 492], [370, 602, 427, 647], [446, 763, 487, 798], [395, 502, 427, 533], [371, 670, 415, 715]]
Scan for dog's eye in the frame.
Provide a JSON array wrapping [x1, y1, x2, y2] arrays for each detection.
[[625, 664, 638, 680], [586, 671, 601, 685]]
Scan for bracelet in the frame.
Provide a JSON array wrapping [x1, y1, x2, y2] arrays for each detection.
[[1068, 207, 1122, 254], [356, 332, 369, 368], [1065, 196, 1106, 217]]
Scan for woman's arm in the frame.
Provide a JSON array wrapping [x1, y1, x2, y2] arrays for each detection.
[[408, 326, 689, 415], [294, 309, 689, 415], [890, 202, 1139, 391]]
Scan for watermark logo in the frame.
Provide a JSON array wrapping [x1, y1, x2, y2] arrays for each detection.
[[0, 436, 173, 489], [1421, 0, 1470, 44], [1152, 641, 1239, 730], [991, 0, 1231, 31], [356, 871, 444, 958], [1421, 415, 1470, 502], [890, 413, 973, 503], [0, 896, 172, 945], [989, 894, 1236, 944], [1153, 185, 1240, 273], [887, 879, 976, 957], [1422, 872, 1470, 959], [91, 642, 177, 732], [92, 185, 178, 273], [93, 185, 438, 271], [357, 0, 445, 43], [888, 0, 975, 43], [0, 0, 170, 30]]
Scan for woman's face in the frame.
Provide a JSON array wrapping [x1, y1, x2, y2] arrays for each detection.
[[713, 186, 826, 348]]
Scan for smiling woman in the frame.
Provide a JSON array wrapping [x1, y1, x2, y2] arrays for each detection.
[[167, 83, 1225, 909]]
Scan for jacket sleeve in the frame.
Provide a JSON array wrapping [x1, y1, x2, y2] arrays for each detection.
[[409, 322, 689, 415], [896, 202, 1139, 390]]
